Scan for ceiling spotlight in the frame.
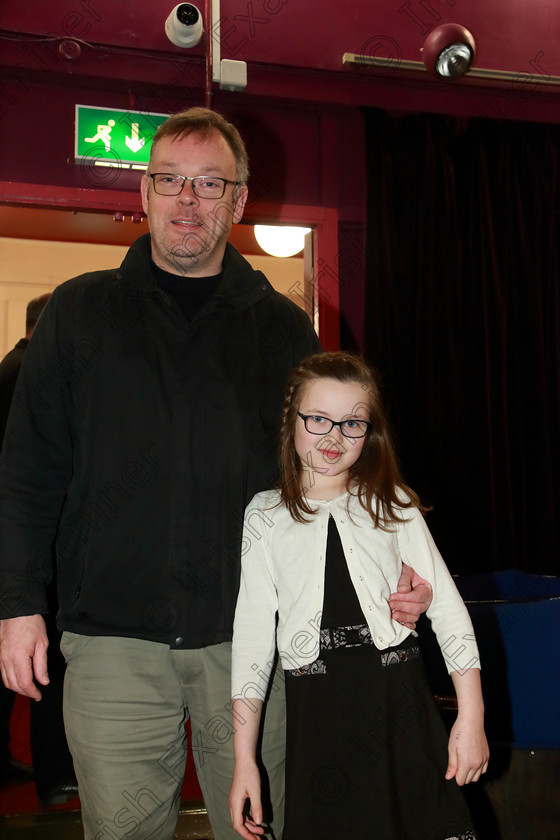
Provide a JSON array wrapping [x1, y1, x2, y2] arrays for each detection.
[[422, 24, 476, 79]]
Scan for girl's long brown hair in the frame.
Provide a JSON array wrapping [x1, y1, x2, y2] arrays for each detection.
[[277, 352, 426, 526]]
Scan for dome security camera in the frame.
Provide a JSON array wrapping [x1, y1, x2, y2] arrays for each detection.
[[165, 4, 203, 48]]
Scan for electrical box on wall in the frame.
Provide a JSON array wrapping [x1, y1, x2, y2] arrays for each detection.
[[219, 59, 247, 91]]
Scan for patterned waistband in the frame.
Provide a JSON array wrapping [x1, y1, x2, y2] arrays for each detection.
[[320, 624, 420, 663], [286, 626, 420, 678], [320, 623, 374, 650]]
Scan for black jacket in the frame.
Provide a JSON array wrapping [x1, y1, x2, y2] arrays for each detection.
[[0, 234, 321, 648], [0, 338, 28, 443]]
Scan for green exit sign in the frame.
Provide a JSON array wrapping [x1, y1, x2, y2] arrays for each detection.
[[75, 105, 169, 168]]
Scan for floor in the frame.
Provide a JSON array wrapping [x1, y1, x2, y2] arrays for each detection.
[[0, 801, 214, 839], [2, 748, 559, 839]]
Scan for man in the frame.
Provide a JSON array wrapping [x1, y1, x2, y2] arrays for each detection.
[[0, 293, 78, 805], [0, 295, 47, 789], [0, 108, 429, 839], [0, 294, 51, 442]]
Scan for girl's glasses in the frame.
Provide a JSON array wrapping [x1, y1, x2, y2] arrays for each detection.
[[297, 412, 371, 439]]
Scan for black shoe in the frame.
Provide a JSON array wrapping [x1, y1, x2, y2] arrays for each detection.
[[38, 779, 80, 807], [0, 758, 34, 785]]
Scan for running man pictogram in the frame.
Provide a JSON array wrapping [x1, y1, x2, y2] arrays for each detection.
[[84, 119, 116, 152]]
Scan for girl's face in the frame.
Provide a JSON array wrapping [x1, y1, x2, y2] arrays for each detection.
[[294, 377, 371, 498]]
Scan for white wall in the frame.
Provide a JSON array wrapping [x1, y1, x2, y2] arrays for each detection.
[[0, 238, 129, 356]]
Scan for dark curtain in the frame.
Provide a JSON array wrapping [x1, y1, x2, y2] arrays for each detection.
[[363, 111, 560, 575]]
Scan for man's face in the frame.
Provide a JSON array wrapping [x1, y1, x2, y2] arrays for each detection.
[[141, 130, 247, 277]]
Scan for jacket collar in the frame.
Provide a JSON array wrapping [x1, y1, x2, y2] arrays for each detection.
[[118, 233, 274, 312]]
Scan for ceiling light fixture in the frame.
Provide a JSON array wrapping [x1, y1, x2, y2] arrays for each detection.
[[422, 24, 476, 79], [254, 225, 311, 258]]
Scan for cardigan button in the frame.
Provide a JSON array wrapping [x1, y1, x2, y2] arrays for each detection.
[[175, 637, 184, 646]]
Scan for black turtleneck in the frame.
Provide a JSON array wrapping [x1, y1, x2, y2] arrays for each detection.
[[151, 261, 222, 322]]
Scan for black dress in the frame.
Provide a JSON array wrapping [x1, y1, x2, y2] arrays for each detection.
[[283, 516, 476, 840]]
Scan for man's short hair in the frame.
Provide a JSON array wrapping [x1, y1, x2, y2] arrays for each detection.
[[148, 107, 249, 186], [26, 293, 51, 332]]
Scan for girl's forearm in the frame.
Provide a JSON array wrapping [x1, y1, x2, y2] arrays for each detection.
[[447, 668, 489, 784], [230, 698, 266, 837], [232, 697, 264, 761], [450, 668, 485, 721]]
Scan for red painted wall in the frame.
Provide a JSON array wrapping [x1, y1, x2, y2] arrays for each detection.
[[2, 0, 559, 83], [2, 0, 558, 201], [1, 0, 558, 348]]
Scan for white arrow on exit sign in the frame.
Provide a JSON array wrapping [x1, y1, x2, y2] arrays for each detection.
[[125, 123, 145, 153]]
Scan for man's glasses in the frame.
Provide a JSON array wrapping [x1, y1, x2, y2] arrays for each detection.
[[148, 173, 243, 199], [297, 412, 371, 439]]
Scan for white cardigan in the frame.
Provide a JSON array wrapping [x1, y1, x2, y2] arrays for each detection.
[[232, 489, 479, 701]]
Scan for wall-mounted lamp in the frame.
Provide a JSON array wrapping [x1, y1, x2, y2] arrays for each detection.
[[422, 24, 476, 79], [165, 3, 203, 48], [254, 225, 311, 258]]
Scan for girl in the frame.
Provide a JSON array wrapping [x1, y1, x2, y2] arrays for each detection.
[[229, 352, 489, 840]]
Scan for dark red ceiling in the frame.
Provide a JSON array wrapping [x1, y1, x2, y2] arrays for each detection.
[[1, 1, 559, 244]]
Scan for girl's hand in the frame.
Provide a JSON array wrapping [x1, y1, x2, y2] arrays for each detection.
[[446, 717, 490, 785], [229, 759, 265, 839]]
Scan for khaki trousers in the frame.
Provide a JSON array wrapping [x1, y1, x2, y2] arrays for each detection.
[[61, 634, 286, 840]]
